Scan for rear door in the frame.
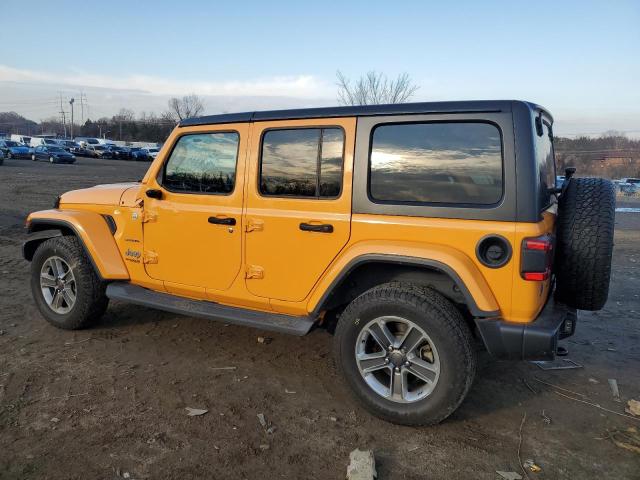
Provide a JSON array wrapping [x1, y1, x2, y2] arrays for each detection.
[[244, 118, 355, 302]]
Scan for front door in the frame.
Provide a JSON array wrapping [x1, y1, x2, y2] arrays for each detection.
[[142, 124, 248, 292], [244, 118, 355, 302]]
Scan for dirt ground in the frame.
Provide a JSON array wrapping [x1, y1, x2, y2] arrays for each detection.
[[1, 157, 639, 480]]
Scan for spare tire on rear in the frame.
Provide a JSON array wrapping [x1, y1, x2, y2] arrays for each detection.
[[554, 177, 615, 311]]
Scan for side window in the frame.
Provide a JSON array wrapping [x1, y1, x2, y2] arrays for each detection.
[[163, 132, 239, 194], [369, 122, 503, 205], [260, 128, 344, 198]]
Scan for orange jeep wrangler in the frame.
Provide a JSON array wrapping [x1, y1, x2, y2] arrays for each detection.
[[24, 101, 615, 425]]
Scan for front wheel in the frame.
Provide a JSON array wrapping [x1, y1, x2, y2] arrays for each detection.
[[31, 236, 108, 329], [7, 152, 12, 159], [334, 283, 476, 426]]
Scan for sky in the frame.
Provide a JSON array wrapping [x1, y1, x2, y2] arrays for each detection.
[[0, 0, 638, 137]]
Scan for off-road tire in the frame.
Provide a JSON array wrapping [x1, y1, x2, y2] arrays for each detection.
[[555, 177, 615, 311], [31, 236, 108, 329], [334, 282, 476, 426]]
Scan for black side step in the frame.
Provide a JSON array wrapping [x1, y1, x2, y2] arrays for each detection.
[[106, 282, 315, 336]]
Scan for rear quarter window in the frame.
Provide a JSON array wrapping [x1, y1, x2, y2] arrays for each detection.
[[534, 117, 556, 210], [369, 122, 503, 205]]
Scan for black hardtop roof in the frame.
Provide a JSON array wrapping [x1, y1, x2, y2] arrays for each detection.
[[179, 100, 549, 127]]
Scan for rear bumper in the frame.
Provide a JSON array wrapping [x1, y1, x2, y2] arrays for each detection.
[[475, 300, 577, 360]]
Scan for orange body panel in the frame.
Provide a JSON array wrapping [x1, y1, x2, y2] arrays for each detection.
[[26, 116, 556, 324], [26, 209, 130, 280]]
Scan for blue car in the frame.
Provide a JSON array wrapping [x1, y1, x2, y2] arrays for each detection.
[[129, 147, 149, 161], [0, 140, 31, 159], [32, 145, 76, 164]]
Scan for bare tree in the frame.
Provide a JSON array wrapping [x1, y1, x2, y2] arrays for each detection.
[[336, 70, 419, 105], [166, 94, 205, 121]]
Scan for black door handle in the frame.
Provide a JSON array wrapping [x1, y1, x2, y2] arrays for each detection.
[[299, 222, 333, 233], [208, 216, 236, 226], [146, 189, 163, 199]]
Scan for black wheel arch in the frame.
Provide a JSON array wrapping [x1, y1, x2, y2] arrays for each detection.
[[312, 254, 499, 319], [23, 220, 104, 280]]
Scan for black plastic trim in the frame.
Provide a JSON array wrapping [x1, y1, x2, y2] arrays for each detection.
[[25, 219, 104, 280], [312, 254, 499, 318], [22, 228, 63, 261], [474, 300, 577, 360], [106, 282, 314, 336], [102, 214, 117, 235]]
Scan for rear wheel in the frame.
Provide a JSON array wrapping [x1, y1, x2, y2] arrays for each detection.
[[31, 236, 108, 329], [7, 152, 12, 159], [555, 177, 615, 310], [334, 282, 476, 426], [31, 154, 36, 161], [49, 156, 54, 163]]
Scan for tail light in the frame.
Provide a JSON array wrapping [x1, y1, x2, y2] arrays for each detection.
[[521, 235, 554, 281]]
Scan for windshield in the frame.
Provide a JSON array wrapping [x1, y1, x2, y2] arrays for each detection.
[[49, 146, 64, 152], [6, 141, 19, 147], [44, 139, 57, 144], [533, 113, 557, 211], [87, 139, 99, 144]]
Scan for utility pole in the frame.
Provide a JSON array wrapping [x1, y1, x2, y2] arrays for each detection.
[[59, 93, 67, 138], [79, 91, 86, 126], [69, 98, 75, 140]]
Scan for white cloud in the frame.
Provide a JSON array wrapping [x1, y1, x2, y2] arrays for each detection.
[[0, 64, 333, 98]]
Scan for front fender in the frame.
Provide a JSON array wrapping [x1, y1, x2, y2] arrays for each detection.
[[25, 209, 129, 280], [308, 240, 501, 317]]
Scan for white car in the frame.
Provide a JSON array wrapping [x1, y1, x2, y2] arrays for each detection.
[[142, 147, 160, 159]]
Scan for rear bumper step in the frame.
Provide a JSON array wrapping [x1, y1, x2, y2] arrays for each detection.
[[106, 282, 315, 336], [474, 300, 577, 360]]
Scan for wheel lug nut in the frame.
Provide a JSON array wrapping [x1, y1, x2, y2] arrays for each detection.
[[384, 358, 389, 364], [394, 367, 400, 373], [404, 361, 410, 367], [387, 346, 393, 352]]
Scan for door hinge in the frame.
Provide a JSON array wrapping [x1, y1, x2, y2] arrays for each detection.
[[245, 265, 264, 279], [245, 219, 264, 232], [143, 251, 158, 264], [141, 211, 157, 223]]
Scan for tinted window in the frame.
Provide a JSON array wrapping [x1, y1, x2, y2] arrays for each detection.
[[163, 132, 239, 194], [369, 122, 503, 205], [534, 119, 556, 210], [260, 128, 344, 198]]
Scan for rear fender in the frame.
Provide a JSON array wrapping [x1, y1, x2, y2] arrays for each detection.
[[308, 241, 501, 317], [24, 209, 129, 280]]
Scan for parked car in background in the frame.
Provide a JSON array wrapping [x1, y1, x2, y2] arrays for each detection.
[[103, 145, 131, 160], [10, 134, 31, 146], [0, 140, 31, 159], [56, 139, 82, 154], [129, 147, 149, 161], [31, 145, 76, 164], [84, 145, 108, 158], [142, 147, 160, 159], [619, 178, 640, 195], [75, 137, 102, 147], [0, 149, 4, 165], [30, 137, 60, 148]]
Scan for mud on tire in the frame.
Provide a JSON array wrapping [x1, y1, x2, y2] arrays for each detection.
[[30, 236, 108, 329], [554, 177, 616, 311]]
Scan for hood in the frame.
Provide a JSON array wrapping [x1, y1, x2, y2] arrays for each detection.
[[60, 182, 141, 206]]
